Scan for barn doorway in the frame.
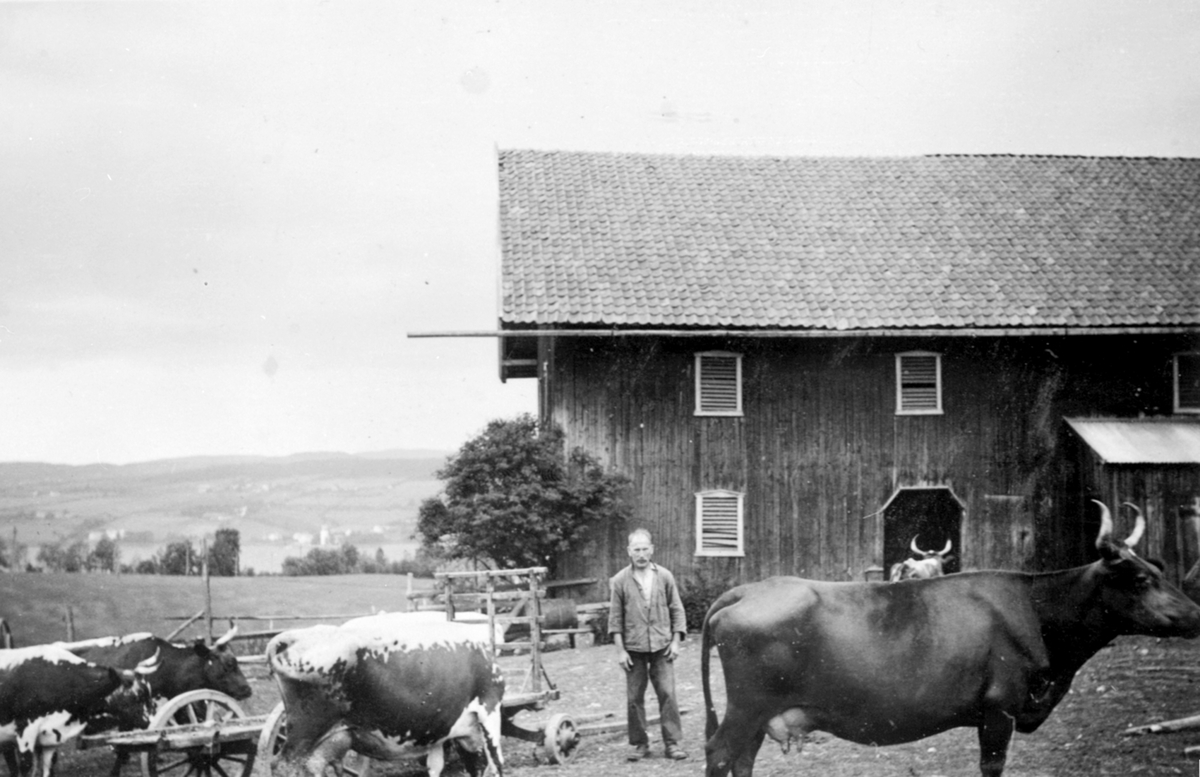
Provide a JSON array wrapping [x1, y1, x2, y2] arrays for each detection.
[[882, 486, 964, 575]]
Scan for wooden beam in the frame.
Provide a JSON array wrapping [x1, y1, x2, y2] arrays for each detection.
[[410, 326, 1200, 339]]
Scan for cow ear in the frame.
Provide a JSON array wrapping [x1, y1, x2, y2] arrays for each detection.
[[192, 638, 211, 657]]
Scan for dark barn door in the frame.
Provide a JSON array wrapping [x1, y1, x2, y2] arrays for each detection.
[[883, 487, 964, 575]]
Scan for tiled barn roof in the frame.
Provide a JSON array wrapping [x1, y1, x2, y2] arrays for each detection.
[[498, 150, 1200, 331]]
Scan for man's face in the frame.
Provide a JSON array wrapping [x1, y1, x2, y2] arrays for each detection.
[[628, 537, 654, 568]]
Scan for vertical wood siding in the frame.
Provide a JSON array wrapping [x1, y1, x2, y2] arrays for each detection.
[[541, 334, 1199, 597]]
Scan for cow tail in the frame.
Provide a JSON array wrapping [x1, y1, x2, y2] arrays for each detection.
[[480, 716, 503, 777], [701, 600, 719, 741]]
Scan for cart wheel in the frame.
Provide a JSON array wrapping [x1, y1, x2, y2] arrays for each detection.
[[139, 689, 254, 777], [258, 702, 373, 777], [0, 618, 12, 649], [542, 713, 580, 764]]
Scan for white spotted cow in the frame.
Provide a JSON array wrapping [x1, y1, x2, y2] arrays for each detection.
[[267, 612, 505, 777], [889, 537, 953, 581], [0, 645, 158, 777]]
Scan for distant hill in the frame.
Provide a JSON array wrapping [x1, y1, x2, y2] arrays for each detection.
[[0, 450, 453, 574]]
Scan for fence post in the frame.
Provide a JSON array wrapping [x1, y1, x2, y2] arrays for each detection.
[[406, 573, 414, 611], [65, 605, 75, 641], [203, 538, 213, 643]]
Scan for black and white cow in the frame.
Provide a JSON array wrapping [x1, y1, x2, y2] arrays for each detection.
[[267, 612, 505, 777], [62, 628, 252, 776], [64, 627, 251, 709], [0, 645, 158, 777]]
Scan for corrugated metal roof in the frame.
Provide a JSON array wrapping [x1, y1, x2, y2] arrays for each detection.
[[1065, 418, 1200, 464]]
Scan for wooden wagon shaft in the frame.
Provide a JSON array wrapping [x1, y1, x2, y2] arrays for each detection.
[[1122, 712, 1200, 736], [574, 707, 690, 737], [100, 715, 271, 750]]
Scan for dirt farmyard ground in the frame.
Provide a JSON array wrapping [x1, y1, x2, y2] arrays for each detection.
[[53, 630, 1200, 777]]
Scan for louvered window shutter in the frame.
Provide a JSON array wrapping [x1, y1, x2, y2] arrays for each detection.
[[695, 490, 744, 556], [896, 352, 943, 415], [695, 352, 743, 416], [1177, 353, 1200, 412]]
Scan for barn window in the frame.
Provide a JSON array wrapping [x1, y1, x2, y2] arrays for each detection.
[[896, 352, 943, 415], [695, 351, 743, 416], [695, 489, 744, 556], [1177, 353, 1200, 413]]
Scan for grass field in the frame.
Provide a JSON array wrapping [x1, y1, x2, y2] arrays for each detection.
[[0, 571, 435, 646]]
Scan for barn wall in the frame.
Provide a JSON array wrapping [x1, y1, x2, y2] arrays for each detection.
[[541, 333, 1196, 598], [1069, 434, 1200, 588]]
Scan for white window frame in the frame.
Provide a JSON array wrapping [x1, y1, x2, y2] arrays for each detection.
[[694, 351, 743, 417], [1175, 352, 1200, 414], [895, 351, 943, 415], [695, 489, 745, 557]]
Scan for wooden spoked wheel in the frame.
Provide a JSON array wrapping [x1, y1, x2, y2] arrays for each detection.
[[139, 689, 254, 777], [0, 618, 13, 649], [542, 713, 580, 764], [259, 702, 373, 777]]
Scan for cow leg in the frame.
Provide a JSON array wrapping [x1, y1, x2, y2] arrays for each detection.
[[705, 705, 764, 777], [2, 744, 18, 777], [425, 741, 447, 777], [455, 740, 488, 777], [37, 748, 56, 777], [977, 709, 1015, 777], [305, 728, 352, 777], [730, 728, 766, 777]]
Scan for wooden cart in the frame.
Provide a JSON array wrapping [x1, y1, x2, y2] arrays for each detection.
[[90, 689, 264, 777], [92, 567, 580, 776], [436, 566, 582, 766]]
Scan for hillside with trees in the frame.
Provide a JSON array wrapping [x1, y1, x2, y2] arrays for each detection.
[[0, 450, 446, 574]]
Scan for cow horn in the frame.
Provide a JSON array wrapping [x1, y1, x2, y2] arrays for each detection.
[[135, 649, 161, 675], [1121, 502, 1146, 548], [910, 536, 922, 554], [1093, 499, 1113, 547], [213, 626, 238, 648], [939, 539, 952, 556]]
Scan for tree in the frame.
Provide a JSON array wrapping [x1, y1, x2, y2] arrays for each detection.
[[281, 545, 362, 576], [417, 414, 631, 576], [209, 528, 240, 576], [89, 536, 118, 573], [37, 540, 87, 572], [158, 540, 200, 575]]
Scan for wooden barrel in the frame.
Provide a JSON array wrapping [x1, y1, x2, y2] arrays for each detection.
[[543, 598, 579, 630], [504, 598, 577, 641]]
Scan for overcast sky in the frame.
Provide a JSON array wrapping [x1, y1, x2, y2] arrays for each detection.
[[3, 1, 1199, 465]]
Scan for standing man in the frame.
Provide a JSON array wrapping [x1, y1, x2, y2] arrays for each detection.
[[608, 528, 688, 761]]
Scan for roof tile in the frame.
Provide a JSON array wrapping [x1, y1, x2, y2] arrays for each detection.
[[498, 151, 1200, 330]]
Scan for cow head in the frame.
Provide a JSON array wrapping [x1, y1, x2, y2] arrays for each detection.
[[1091, 500, 1200, 639], [192, 626, 253, 700], [105, 650, 161, 730], [889, 536, 953, 581]]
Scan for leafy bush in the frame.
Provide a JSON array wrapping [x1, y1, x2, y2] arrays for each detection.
[[418, 415, 631, 576], [679, 567, 737, 633]]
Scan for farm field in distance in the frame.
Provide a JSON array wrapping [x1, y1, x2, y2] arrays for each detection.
[[0, 450, 448, 575], [0, 571, 436, 645]]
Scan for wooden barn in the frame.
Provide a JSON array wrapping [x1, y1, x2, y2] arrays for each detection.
[[481, 151, 1200, 595]]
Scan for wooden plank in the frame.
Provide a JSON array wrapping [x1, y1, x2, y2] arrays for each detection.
[[576, 707, 691, 737], [1122, 712, 1200, 736]]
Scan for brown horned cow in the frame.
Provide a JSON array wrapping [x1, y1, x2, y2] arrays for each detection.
[[702, 500, 1200, 777]]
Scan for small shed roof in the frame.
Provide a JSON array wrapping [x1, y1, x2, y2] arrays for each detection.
[[498, 151, 1200, 332], [1065, 418, 1200, 465]]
